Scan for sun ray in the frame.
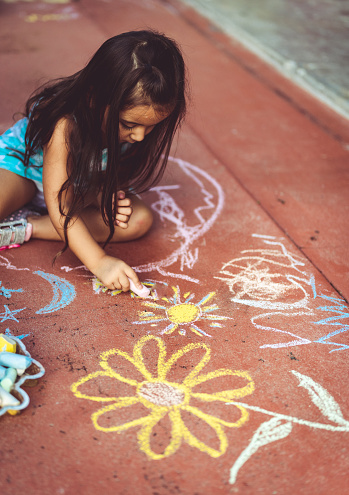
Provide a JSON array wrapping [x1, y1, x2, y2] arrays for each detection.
[[202, 305, 219, 313], [134, 317, 168, 324], [197, 292, 216, 306], [143, 302, 168, 310], [172, 286, 180, 305], [190, 327, 204, 337], [160, 323, 178, 335], [191, 324, 212, 337], [204, 315, 229, 320]]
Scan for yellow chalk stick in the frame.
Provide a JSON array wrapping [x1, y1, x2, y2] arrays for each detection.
[[7, 409, 21, 416], [0, 334, 17, 353]]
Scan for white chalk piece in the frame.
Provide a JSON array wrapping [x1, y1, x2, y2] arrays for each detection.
[[128, 278, 151, 298], [0, 386, 20, 408], [0, 352, 32, 370]]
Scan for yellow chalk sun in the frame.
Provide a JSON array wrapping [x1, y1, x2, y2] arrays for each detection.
[[133, 286, 229, 337]]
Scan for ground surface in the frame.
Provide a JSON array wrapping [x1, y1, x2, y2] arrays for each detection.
[[0, 1, 348, 495]]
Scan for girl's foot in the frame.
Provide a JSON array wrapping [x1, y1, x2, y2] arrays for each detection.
[[0, 208, 39, 250]]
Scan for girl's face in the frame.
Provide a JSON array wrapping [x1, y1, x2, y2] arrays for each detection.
[[118, 105, 170, 144]]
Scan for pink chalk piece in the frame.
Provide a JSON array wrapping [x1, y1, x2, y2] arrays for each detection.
[[128, 278, 151, 298]]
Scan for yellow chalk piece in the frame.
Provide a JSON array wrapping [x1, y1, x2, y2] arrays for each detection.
[[7, 409, 21, 416], [0, 334, 17, 353]]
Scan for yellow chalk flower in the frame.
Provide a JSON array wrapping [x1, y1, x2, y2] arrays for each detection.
[[71, 335, 254, 459]]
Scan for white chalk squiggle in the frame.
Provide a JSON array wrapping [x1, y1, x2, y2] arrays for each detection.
[[135, 156, 224, 282]]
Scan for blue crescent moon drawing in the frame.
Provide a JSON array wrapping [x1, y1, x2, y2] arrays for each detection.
[[34, 271, 76, 314]]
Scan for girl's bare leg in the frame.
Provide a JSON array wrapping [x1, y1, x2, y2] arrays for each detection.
[[30, 195, 153, 242], [0, 169, 37, 221]]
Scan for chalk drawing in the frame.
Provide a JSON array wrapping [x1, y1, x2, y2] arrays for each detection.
[[0, 282, 23, 299], [216, 234, 349, 351], [216, 235, 313, 310], [60, 265, 89, 273], [313, 294, 349, 351], [0, 254, 29, 271], [133, 285, 230, 337], [228, 370, 349, 484], [92, 278, 156, 299], [0, 305, 25, 323], [71, 335, 254, 459], [34, 271, 76, 314], [251, 311, 313, 348], [134, 156, 224, 283], [5, 327, 30, 340], [59, 156, 224, 283], [25, 12, 78, 23]]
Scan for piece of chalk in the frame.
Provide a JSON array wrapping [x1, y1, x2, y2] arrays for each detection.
[[127, 278, 151, 298], [0, 386, 20, 408], [0, 334, 17, 353], [0, 365, 7, 380], [1, 368, 17, 392], [0, 352, 32, 370]]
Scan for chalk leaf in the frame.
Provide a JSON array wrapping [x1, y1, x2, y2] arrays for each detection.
[[229, 417, 292, 484], [291, 370, 349, 426]]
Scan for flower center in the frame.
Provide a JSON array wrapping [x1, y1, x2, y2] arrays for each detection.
[[166, 303, 201, 324], [138, 381, 185, 407]]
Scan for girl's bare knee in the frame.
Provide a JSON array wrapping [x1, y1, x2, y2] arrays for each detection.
[[0, 170, 36, 221], [132, 205, 153, 239]]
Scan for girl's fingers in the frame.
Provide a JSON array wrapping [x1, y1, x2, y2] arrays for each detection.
[[115, 219, 128, 229], [117, 206, 132, 216], [115, 214, 130, 224], [119, 274, 131, 292], [117, 197, 132, 207]]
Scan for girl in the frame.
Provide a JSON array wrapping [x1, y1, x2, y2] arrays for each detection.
[[0, 30, 187, 293]]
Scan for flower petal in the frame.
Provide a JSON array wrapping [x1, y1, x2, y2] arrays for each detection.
[[184, 403, 249, 428], [133, 335, 167, 381], [92, 397, 147, 432], [137, 408, 183, 460], [71, 370, 134, 402], [99, 348, 147, 385], [160, 342, 211, 383], [190, 369, 255, 401], [180, 406, 228, 457]]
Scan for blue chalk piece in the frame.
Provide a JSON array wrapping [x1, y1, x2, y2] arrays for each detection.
[[0, 368, 17, 392], [0, 352, 32, 370], [0, 365, 6, 380]]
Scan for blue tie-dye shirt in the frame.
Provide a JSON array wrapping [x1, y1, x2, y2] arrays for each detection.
[[0, 117, 109, 193]]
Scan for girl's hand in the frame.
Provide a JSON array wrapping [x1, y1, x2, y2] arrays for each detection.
[[115, 190, 132, 229], [94, 254, 143, 292]]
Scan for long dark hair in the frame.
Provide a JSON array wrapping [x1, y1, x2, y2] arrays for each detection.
[[22, 30, 187, 250]]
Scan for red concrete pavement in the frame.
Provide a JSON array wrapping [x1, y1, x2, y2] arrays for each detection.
[[0, 2, 348, 495]]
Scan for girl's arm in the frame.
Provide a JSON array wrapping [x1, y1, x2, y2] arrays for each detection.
[[42, 118, 142, 291]]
